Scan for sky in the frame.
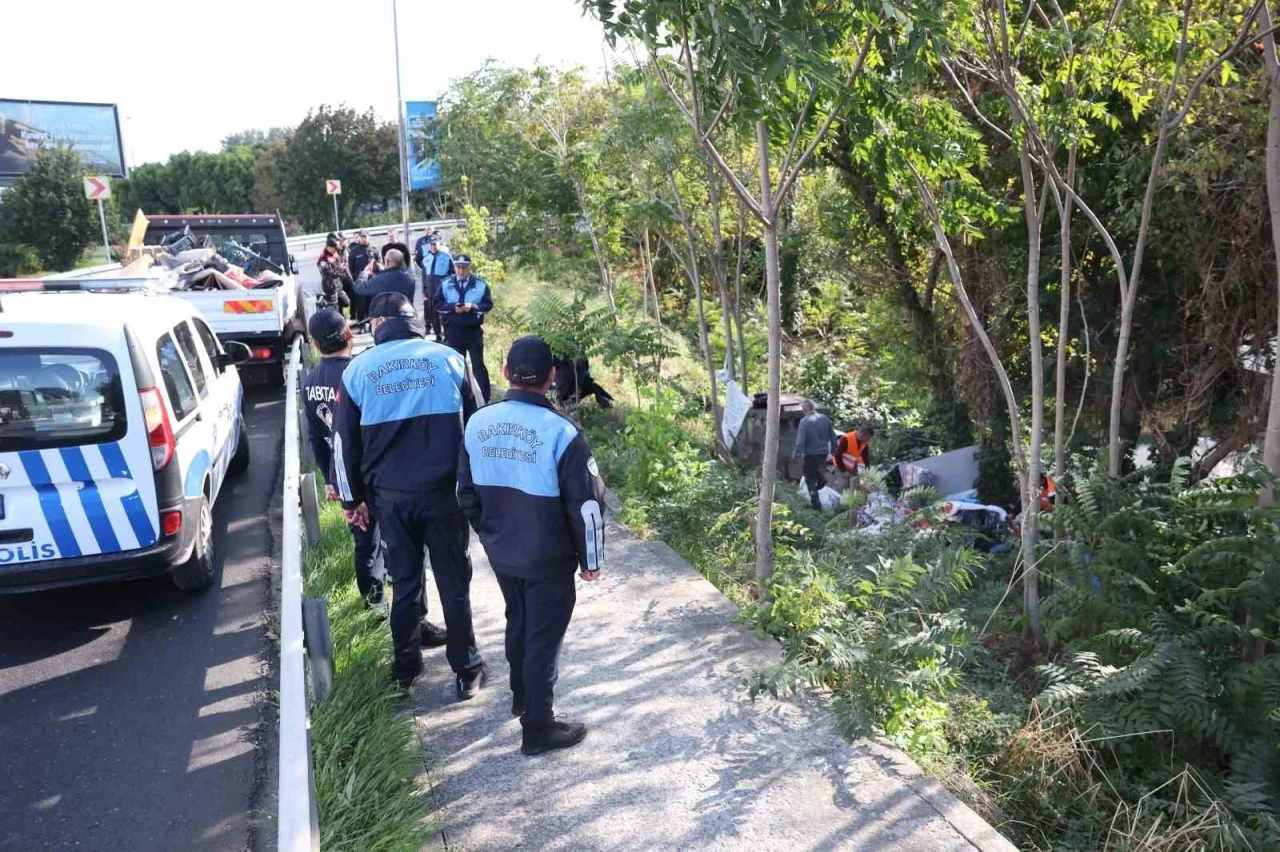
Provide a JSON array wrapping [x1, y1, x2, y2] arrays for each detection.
[[6, 0, 618, 166]]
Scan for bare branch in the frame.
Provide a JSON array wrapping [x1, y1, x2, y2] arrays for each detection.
[[779, 81, 820, 182], [908, 160, 1027, 482], [1166, 1, 1268, 132], [940, 58, 1014, 144], [703, 89, 733, 141], [774, 21, 880, 210]]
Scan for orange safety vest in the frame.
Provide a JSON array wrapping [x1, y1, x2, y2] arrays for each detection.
[[1038, 475, 1057, 511], [835, 431, 869, 473]]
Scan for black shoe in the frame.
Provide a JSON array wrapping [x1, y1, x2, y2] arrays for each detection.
[[391, 669, 420, 691], [420, 620, 448, 648], [456, 664, 488, 701], [521, 720, 587, 755], [511, 692, 524, 717]]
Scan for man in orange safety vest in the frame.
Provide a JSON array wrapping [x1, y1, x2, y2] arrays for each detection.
[[832, 425, 874, 479]]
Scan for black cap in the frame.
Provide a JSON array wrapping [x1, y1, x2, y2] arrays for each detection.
[[454, 253, 472, 265], [368, 291, 416, 319], [308, 309, 348, 348], [506, 336, 554, 385]]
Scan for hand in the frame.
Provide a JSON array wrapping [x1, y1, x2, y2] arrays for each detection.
[[453, 304, 465, 313], [464, 303, 476, 313], [579, 569, 601, 583], [344, 503, 370, 531], [325, 485, 339, 502]]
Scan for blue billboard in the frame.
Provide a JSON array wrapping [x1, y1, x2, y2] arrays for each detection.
[[0, 99, 126, 179], [405, 101, 440, 191]]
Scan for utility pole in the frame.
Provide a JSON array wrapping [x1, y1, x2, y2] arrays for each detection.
[[392, 0, 412, 243]]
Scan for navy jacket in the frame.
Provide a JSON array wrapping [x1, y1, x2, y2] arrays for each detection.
[[432, 274, 492, 331], [457, 389, 606, 577], [301, 354, 351, 485], [332, 318, 476, 509], [355, 267, 415, 302]]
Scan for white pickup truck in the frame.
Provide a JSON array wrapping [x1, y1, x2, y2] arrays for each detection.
[[81, 214, 306, 384]]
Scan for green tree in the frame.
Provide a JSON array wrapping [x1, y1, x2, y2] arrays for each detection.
[[276, 105, 399, 231], [0, 146, 98, 270], [588, 0, 886, 582]]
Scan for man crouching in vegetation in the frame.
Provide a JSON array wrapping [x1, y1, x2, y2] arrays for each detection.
[[457, 336, 607, 755]]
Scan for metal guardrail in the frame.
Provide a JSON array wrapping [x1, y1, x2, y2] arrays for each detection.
[[285, 218, 466, 252], [278, 339, 319, 852]]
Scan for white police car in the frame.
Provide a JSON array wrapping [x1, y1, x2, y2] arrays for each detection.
[[0, 279, 252, 593]]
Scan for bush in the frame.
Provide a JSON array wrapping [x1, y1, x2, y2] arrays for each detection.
[[0, 243, 41, 277], [0, 146, 98, 271]]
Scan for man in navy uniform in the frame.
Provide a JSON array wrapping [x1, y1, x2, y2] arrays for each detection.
[[432, 253, 493, 403], [332, 292, 486, 693], [457, 336, 606, 754], [418, 233, 453, 342], [302, 308, 447, 645]]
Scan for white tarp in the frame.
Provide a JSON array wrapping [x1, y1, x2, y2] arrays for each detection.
[[722, 379, 752, 447]]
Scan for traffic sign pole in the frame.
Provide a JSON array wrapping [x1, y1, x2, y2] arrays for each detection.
[[333, 195, 340, 232], [96, 198, 111, 263]]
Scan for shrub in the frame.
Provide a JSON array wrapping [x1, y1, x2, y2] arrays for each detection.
[[0, 243, 41, 277]]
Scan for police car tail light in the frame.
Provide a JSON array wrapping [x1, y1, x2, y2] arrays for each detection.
[[139, 387, 176, 471], [161, 511, 183, 536]]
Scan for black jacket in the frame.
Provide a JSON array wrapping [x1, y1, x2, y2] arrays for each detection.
[[355, 267, 415, 302], [332, 318, 476, 508], [348, 242, 376, 280], [301, 355, 351, 485], [381, 241, 411, 265], [457, 389, 606, 576]]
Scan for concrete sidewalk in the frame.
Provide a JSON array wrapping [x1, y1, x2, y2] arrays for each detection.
[[412, 516, 1016, 852]]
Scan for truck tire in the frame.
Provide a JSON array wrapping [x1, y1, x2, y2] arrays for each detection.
[[229, 415, 251, 475], [172, 495, 215, 592]]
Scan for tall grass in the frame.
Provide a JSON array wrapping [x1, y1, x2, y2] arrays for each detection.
[[304, 497, 431, 852]]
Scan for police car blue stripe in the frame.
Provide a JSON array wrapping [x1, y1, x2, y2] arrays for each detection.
[[98, 442, 158, 547], [60, 447, 121, 553], [18, 451, 82, 558]]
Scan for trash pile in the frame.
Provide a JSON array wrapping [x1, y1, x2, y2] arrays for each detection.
[[126, 226, 286, 291]]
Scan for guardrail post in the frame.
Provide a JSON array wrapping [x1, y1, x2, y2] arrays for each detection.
[[300, 473, 322, 546], [302, 599, 335, 704]]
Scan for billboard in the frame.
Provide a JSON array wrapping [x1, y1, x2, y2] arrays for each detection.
[[405, 101, 440, 191], [0, 99, 126, 179]]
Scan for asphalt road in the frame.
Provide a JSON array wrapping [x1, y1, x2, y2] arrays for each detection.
[[0, 382, 284, 852]]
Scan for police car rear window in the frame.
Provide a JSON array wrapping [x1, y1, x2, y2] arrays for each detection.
[[0, 348, 127, 451]]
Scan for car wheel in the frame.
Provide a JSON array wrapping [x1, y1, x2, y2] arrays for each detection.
[[172, 496, 215, 592], [229, 415, 250, 475]]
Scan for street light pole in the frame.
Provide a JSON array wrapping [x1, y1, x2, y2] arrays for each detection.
[[392, 0, 411, 245]]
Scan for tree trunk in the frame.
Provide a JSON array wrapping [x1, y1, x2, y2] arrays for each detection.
[[1018, 145, 1046, 647], [755, 120, 782, 583], [571, 176, 615, 312], [707, 167, 737, 381], [658, 227, 725, 449], [734, 202, 749, 393], [1054, 148, 1077, 479], [1261, 1, 1280, 497]]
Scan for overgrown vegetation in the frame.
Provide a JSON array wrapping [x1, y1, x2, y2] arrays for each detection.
[[579, 394, 1280, 849], [304, 495, 429, 852]]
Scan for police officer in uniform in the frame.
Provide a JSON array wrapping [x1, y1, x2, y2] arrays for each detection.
[[332, 293, 486, 693], [457, 336, 606, 754], [419, 234, 453, 342], [432, 254, 492, 403], [302, 309, 447, 645]]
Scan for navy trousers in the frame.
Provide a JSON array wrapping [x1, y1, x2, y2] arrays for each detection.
[[350, 520, 385, 603], [444, 326, 490, 403], [493, 568, 577, 731], [374, 491, 483, 682]]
